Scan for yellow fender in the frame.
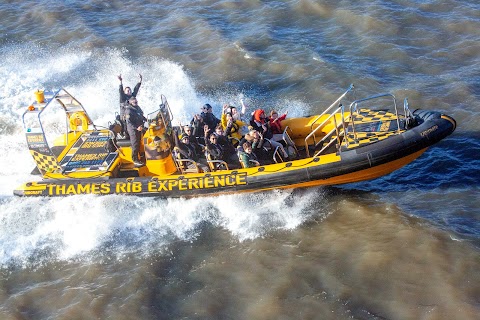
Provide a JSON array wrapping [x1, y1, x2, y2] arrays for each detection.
[[69, 112, 89, 131]]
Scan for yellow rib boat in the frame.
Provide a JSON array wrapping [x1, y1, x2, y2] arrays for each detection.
[[14, 85, 456, 197]]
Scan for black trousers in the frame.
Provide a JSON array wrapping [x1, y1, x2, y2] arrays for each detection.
[[127, 126, 141, 161]]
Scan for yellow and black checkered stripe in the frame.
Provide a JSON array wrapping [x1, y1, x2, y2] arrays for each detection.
[[352, 109, 399, 122], [344, 131, 399, 149], [30, 150, 62, 173]]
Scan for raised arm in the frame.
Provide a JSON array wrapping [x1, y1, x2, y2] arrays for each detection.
[[118, 74, 125, 103], [132, 74, 142, 97]]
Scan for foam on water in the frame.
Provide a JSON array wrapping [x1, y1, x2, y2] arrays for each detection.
[[0, 188, 322, 267], [0, 45, 318, 268], [0, 2, 479, 318]]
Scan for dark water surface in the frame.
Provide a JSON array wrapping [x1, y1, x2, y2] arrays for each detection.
[[1, 1, 479, 319]]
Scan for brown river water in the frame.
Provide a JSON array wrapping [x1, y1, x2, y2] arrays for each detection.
[[0, 1, 479, 319]]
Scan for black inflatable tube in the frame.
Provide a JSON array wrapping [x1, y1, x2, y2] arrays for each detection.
[[14, 110, 455, 197]]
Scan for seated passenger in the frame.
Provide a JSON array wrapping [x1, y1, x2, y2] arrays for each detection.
[[269, 110, 297, 159], [207, 125, 240, 168], [269, 110, 288, 138], [238, 142, 260, 168], [191, 112, 206, 143], [239, 130, 270, 162], [231, 104, 246, 122], [182, 124, 202, 154], [201, 103, 221, 132], [224, 102, 246, 121], [250, 109, 289, 159], [222, 104, 249, 137], [204, 126, 224, 161], [222, 112, 247, 143], [249, 109, 271, 138], [173, 128, 209, 172]]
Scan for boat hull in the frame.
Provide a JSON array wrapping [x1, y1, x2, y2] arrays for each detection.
[[13, 110, 455, 197]]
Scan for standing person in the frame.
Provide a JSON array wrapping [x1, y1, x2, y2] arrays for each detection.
[[118, 73, 142, 137], [125, 96, 146, 166]]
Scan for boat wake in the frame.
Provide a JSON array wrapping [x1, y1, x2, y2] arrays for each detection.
[[0, 44, 320, 268], [0, 187, 324, 268], [0, 42, 323, 266]]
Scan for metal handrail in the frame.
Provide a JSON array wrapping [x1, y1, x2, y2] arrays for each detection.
[[349, 93, 401, 134], [273, 146, 288, 164], [304, 105, 343, 157], [309, 84, 354, 131], [305, 90, 404, 157], [22, 88, 97, 152], [304, 85, 355, 157], [205, 150, 229, 171], [172, 148, 200, 173], [207, 159, 229, 171], [313, 127, 345, 157], [147, 94, 174, 129], [403, 98, 415, 128], [403, 98, 409, 117], [282, 126, 299, 156]]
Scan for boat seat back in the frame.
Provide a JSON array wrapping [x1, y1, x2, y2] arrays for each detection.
[[237, 151, 260, 168], [205, 150, 229, 172], [272, 145, 285, 163], [282, 126, 299, 158], [172, 147, 202, 173]]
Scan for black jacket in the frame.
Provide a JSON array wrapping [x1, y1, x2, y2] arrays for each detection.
[[191, 116, 206, 141], [249, 118, 273, 139], [173, 131, 200, 161], [119, 82, 141, 104], [125, 104, 146, 129], [119, 82, 141, 116], [216, 135, 236, 157], [201, 112, 220, 131], [204, 136, 224, 160]]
